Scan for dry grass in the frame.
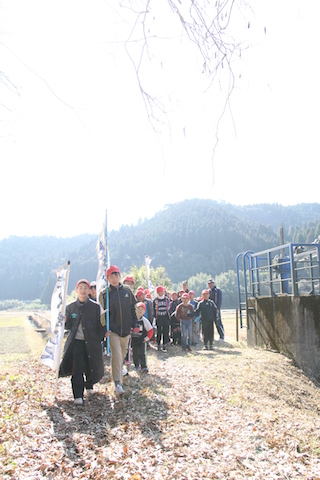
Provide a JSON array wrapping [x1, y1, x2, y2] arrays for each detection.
[[1, 311, 320, 479]]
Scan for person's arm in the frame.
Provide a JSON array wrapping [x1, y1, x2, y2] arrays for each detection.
[[64, 305, 72, 330], [130, 291, 138, 328], [175, 304, 182, 321], [142, 317, 153, 341]]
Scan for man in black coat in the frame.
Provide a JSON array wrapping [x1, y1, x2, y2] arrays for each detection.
[[59, 278, 106, 405], [99, 265, 138, 396]]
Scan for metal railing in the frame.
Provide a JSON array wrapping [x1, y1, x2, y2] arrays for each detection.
[[236, 243, 320, 327]]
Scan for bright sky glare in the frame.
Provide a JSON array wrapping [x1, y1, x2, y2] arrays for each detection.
[[1, 0, 319, 240]]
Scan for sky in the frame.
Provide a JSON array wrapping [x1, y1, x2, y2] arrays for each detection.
[[1, 0, 320, 240]]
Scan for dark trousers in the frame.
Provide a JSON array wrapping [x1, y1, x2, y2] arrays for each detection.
[[132, 342, 147, 368], [71, 340, 93, 399], [156, 316, 170, 345], [202, 321, 214, 346]]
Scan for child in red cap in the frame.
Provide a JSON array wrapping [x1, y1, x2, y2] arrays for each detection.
[[131, 302, 153, 372]]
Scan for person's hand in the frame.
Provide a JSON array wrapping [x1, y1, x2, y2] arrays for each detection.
[[132, 327, 140, 334], [105, 330, 111, 338]]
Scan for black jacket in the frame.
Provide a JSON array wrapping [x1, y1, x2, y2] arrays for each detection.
[[59, 298, 106, 383], [189, 299, 217, 323], [99, 283, 138, 337]]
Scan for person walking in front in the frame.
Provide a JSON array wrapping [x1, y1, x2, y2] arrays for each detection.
[[99, 265, 138, 395], [59, 279, 106, 405]]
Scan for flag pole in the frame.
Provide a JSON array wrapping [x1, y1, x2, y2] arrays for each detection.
[[54, 260, 70, 398], [105, 210, 110, 355], [144, 254, 148, 288]]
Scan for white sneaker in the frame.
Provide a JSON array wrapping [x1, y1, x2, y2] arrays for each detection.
[[74, 398, 83, 405], [122, 365, 128, 376], [114, 383, 124, 395]]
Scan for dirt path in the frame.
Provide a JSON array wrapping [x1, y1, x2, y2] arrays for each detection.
[[1, 313, 320, 478]]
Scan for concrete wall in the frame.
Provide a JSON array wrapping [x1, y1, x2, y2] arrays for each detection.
[[247, 295, 320, 379]]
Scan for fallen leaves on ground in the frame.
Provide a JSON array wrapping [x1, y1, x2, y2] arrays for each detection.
[[1, 341, 320, 479]]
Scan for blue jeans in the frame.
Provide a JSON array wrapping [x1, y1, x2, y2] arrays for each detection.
[[181, 319, 192, 348]]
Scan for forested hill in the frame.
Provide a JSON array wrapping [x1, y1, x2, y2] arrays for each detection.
[[1, 199, 320, 303]]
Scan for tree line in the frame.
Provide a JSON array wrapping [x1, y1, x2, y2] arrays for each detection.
[[0, 199, 319, 308]]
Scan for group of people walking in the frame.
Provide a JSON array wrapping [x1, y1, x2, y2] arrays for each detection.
[[59, 267, 224, 404]]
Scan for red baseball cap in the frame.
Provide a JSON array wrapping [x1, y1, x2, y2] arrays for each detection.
[[107, 265, 120, 276], [76, 279, 90, 288], [136, 301, 146, 311], [123, 275, 134, 283]]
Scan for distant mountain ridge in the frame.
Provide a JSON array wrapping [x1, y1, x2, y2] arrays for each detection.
[[1, 199, 319, 302]]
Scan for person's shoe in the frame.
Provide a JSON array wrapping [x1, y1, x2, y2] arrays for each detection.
[[203, 345, 208, 350], [157, 345, 161, 351], [134, 365, 140, 371], [209, 344, 214, 350], [74, 398, 83, 405], [219, 338, 225, 342], [141, 367, 148, 373], [187, 346, 192, 352], [162, 344, 168, 351], [122, 365, 129, 376], [114, 383, 124, 396], [86, 389, 94, 396]]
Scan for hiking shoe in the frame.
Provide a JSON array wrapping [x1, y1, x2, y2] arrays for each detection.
[[114, 384, 124, 395], [187, 346, 192, 352], [74, 398, 83, 405]]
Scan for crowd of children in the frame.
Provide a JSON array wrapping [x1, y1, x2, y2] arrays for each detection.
[[61, 269, 224, 403], [122, 277, 224, 370]]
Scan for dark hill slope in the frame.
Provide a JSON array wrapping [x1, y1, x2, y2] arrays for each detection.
[[1, 200, 319, 300]]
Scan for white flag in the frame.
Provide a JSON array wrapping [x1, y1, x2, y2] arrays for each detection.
[[50, 268, 66, 332], [145, 254, 155, 292], [40, 266, 68, 371], [96, 227, 108, 306]]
